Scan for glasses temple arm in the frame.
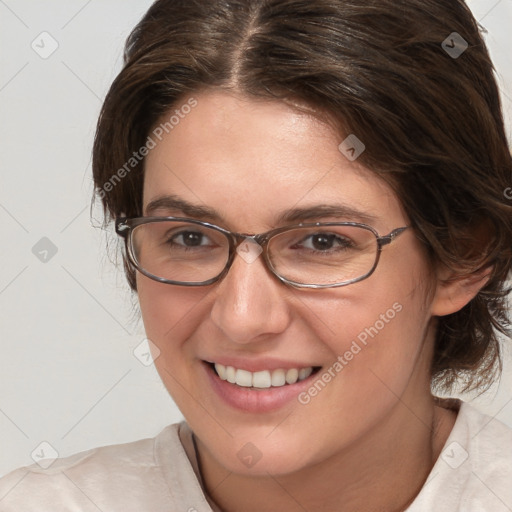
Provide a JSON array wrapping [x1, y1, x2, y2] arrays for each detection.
[[378, 226, 409, 247]]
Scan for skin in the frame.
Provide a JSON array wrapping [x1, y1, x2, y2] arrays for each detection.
[[138, 90, 487, 512]]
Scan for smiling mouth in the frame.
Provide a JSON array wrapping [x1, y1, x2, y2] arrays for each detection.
[[208, 362, 322, 389]]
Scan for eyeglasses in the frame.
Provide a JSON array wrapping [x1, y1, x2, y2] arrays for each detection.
[[115, 217, 408, 289]]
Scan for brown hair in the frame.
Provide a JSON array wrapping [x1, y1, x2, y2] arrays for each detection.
[[92, 0, 512, 394]]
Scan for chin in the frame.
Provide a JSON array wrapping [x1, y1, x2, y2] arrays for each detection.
[[198, 425, 324, 477]]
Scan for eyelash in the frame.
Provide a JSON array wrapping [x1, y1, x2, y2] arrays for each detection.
[[166, 230, 354, 253]]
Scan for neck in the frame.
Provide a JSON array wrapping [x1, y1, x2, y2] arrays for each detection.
[[195, 395, 457, 512]]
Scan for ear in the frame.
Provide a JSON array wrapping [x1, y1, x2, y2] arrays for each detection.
[[430, 265, 492, 316]]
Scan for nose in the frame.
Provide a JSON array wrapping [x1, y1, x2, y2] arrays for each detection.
[[209, 245, 291, 344]]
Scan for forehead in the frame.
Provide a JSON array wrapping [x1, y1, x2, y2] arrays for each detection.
[[142, 90, 405, 232]]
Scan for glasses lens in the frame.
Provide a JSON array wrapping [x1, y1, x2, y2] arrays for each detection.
[[268, 225, 378, 285], [130, 221, 230, 283]]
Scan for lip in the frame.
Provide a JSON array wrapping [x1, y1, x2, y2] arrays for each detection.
[[202, 361, 321, 413]]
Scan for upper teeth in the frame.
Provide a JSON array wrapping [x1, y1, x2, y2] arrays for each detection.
[[214, 364, 313, 388]]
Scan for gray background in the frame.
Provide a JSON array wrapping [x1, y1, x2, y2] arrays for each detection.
[[1, 0, 511, 477]]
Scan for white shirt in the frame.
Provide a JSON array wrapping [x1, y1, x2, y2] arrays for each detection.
[[0, 401, 511, 511]]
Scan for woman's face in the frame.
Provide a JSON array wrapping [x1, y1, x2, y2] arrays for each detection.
[[138, 90, 437, 475]]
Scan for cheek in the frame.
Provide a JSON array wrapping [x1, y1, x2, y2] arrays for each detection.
[[298, 257, 433, 401], [300, 294, 424, 393], [137, 276, 212, 413], [304, 259, 430, 353], [137, 276, 210, 354], [286, 284, 432, 461]]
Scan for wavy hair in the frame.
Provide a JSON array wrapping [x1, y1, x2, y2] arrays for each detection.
[[92, 0, 512, 393]]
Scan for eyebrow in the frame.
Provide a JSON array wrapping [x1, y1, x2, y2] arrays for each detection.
[[145, 194, 378, 226]]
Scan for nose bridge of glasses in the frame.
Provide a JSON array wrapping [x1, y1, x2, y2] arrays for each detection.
[[225, 232, 274, 275], [231, 231, 270, 249]]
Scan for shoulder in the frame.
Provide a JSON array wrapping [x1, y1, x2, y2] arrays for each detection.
[[408, 401, 512, 512], [0, 422, 211, 512]]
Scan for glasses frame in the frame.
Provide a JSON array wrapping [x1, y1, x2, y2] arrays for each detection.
[[115, 216, 408, 289]]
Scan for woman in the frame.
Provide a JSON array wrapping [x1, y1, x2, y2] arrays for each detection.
[[1, 0, 511, 510]]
